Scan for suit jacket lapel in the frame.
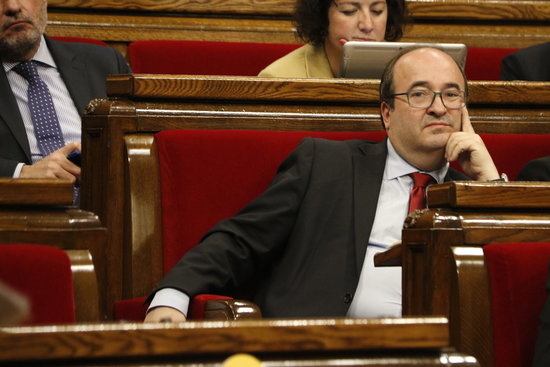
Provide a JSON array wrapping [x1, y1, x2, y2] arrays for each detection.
[[0, 66, 32, 161], [353, 139, 387, 273], [45, 36, 90, 115]]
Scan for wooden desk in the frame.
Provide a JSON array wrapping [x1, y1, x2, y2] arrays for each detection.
[[46, 0, 550, 56], [0, 317, 479, 366], [397, 182, 550, 367], [81, 75, 550, 313]]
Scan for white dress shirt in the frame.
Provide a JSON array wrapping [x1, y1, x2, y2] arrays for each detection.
[[3, 36, 81, 176], [346, 139, 448, 317]]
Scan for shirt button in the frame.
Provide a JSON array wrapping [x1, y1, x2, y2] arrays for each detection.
[[343, 293, 353, 304]]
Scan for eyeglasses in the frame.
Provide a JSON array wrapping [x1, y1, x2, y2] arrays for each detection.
[[391, 88, 467, 109]]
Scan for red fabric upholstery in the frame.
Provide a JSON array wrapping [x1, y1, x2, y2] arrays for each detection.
[[156, 129, 387, 273], [484, 242, 550, 367], [127, 40, 302, 75], [465, 47, 519, 81], [450, 134, 550, 181], [113, 297, 148, 321], [0, 244, 76, 325], [49, 36, 108, 47]]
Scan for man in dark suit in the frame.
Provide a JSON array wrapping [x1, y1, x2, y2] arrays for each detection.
[[144, 46, 502, 322], [0, 0, 130, 180], [501, 42, 550, 81]]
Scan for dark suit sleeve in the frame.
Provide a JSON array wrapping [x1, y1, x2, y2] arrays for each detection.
[[500, 53, 524, 81], [151, 138, 317, 299], [532, 263, 550, 367], [517, 157, 550, 181]]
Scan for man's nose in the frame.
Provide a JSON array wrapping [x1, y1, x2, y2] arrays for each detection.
[[427, 93, 448, 115]]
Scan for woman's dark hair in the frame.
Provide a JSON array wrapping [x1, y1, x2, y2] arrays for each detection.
[[294, 0, 409, 47]]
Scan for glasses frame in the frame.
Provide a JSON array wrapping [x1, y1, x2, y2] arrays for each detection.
[[392, 89, 467, 110]]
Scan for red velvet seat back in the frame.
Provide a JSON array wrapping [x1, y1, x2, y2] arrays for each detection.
[[128, 40, 302, 75], [484, 242, 550, 367], [0, 244, 76, 325], [451, 134, 550, 181], [155, 129, 387, 273], [465, 47, 519, 80]]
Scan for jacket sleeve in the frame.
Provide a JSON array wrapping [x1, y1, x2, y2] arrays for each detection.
[[152, 137, 318, 298]]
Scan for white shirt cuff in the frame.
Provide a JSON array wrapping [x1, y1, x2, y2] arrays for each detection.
[[13, 163, 24, 178], [147, 288, 190, 317]]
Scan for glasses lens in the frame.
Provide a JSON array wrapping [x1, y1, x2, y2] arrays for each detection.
[[441, 90, 465, 109], [406, 89, 464, 109]]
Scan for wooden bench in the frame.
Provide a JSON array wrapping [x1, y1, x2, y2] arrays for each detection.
[[375, 182, 550, 367], [0, 317, 479, 366], [46, 0, 550, 57]]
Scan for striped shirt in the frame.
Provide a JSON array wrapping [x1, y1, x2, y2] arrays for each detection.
[[3, 35, 81, 175]]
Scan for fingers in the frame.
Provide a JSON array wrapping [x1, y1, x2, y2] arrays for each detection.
[[460, 107, 475, 134], [144, 307, 187, 323], [58, 142, 80, 155]]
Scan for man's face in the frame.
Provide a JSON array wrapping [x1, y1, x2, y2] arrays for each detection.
[[0, 0, 47, 61], [381, 48, 466, 160]]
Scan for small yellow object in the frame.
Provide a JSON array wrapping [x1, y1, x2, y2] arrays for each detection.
[[223, 353, 263, 367]]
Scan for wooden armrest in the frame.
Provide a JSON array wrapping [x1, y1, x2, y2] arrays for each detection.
[[204, 299, 262, 320], [374, 244, 402, 267], [66, 250, 100, 322], [0, 179, 73, 206]]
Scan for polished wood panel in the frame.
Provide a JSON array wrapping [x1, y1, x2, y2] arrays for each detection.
[[0, 317, 481, 367], [0, 178, 73, 205], [66, 249, 101, 322], [46, 0, 550, 56]]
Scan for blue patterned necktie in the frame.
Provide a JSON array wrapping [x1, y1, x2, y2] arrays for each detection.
[[13, 61, 65, 160]]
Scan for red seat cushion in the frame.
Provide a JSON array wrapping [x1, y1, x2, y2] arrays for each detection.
[[128, 40, 301, 75], [484, 242, 550, 367], [0, 244, 76, 325], [465, 47, 519, 81], [155, 129, 387, 273]]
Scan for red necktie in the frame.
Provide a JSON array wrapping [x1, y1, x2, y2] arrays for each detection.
[[408, 172, 435, 213]]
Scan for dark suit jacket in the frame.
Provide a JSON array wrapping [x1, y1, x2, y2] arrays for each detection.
[[501, 42, 550, 81], [533, 263, 550, 367], [153, 138, 468, 318], [0, 35, 131, 176], [517, 156, 550, 181]]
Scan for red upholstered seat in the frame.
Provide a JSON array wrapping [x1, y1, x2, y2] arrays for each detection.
[[484, 242, 550, 367], [114, 129, 387, 320], [0, 244, 76, 325], [465, 47, 519, 81], [127, 40, 302, 75]]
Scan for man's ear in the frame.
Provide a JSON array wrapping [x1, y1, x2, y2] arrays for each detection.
[[380, 102, 392, 131]]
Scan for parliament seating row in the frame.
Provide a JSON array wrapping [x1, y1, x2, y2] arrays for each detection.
[[127, 40, 519, 81], [56, 37, 519, 80], [45, 0, 550, 54], [81, 75, 550, 318]]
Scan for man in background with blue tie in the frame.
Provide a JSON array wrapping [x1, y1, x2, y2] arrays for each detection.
[[0, 0, 130, 181]]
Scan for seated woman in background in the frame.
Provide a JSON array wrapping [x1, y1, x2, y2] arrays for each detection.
[[258, 0, 408, 78]]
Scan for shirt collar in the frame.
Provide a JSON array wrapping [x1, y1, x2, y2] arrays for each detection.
[[3, 35, 57, 72], [385, 139, 449, 183]]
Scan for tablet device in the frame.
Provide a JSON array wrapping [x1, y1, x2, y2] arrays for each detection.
[[338, 41, 467, 79]]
